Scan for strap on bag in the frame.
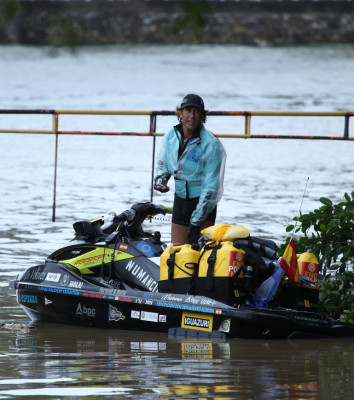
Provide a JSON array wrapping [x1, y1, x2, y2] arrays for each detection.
[[166, 252, 176, 280], [206, 247, 218, 291], [166, 251, 197, 280]]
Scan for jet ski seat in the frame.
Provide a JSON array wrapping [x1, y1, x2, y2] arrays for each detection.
[[73, 219, 107, 243]]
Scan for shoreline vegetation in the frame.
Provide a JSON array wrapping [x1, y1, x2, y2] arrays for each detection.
[[1, 0, 354, 49], [280, 192, 354, 325]]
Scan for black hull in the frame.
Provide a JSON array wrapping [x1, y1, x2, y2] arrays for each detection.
[[11, 266, 354, 340]]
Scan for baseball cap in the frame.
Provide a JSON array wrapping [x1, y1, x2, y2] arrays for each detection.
[[180, 94, 205, 111]]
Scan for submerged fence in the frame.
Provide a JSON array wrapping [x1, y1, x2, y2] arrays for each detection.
[[0, 109, 353, 221]]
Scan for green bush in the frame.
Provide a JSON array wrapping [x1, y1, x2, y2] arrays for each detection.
[[172, 0, 212, 41], [0, 1, 20, 25], [279, 191, 354, 324]]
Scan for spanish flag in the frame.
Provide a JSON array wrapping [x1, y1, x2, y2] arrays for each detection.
[[279, 238, 298, 283]]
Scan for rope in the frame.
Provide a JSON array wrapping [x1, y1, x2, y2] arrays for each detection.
[[151, 215, 172, 223]]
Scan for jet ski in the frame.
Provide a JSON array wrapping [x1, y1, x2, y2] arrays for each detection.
[[10, 202, 354, 339]]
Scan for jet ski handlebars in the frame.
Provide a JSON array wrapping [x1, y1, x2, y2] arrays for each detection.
[[72, 202, 167, 243]]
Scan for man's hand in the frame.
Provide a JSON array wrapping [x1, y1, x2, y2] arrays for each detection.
[[188, 223, 201, 244], [154, 175, 170, 193]]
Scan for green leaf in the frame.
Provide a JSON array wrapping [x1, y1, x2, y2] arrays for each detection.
[[286, 225, 294, 232], [320, 197, 333, 206]]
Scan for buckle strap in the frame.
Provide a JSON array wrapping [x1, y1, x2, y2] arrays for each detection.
[[166, 252, 175, 280], [206, 247, 218, 290]]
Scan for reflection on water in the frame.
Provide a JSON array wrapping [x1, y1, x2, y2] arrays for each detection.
[[0, 324, 353, 399]]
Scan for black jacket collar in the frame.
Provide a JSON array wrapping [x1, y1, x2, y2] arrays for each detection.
[[175, 122, 202, 140]]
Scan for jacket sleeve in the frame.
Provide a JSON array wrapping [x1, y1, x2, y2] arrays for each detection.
[[190, 139, 226, 225], [155, 129, 172, 179]]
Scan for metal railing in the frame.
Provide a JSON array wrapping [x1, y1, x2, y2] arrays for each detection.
[[1, 109, 352, 221]]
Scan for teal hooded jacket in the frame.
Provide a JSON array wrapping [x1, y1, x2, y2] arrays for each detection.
[[156, 123, 226, 225]]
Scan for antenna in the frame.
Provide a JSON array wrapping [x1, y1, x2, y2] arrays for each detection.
[[292, 177, 309, 236]]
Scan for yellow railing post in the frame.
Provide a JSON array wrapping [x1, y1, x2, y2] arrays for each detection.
[[245, 114, 251, 137], [52, 112, 59, 222]]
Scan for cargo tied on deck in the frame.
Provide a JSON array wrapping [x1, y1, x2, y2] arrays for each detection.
[[10, 202, 354, 340]]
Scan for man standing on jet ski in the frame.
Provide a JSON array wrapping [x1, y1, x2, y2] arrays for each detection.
[[154, 94, 226, 245]]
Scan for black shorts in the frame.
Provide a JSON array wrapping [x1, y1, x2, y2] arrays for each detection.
[[172, 194, 217, 227]]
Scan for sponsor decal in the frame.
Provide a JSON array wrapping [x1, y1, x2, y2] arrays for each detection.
[[289, 313, 329, 327], [229, 250, 246, 276], [186, 149, 201, 163], [131, 310, 140, 319], [39, 286, 80, 296], [185, 295, 200, 304], [301, 261, 319, 283], [45, 273, 61, 282], [184, 296, 217, 306], [215, 309, 222, 315], [68, 281, 83, 289], [181, 312, 213, 332], [118, 296, 132, 302], [119, 244, 128, 250], [141, 311, 158, 323], [219, 319, 231, 333], [76, 303, 96, 318], [308, 263, 316, 272], [144, 300, 153, 305], [99, 288, 120, 295], [44, 297, 53, 306], [159, 314, 167, 323], [28, 269, 47, 281], [60, 274, 70, 287], [143, 292, 154, 299], [108, 304, 125, 322], [135, 241, 157, 257], [83, 292, 106, 299], [125, 260, 158, 292], [19, 294, 38, 304], [161, 294, 183, 302], [74, 251, 122, 266], [200, 298, 217, 306], [156, 301, 214, 314], [107, 279, 122, 288], [71, 249, 83, 255]]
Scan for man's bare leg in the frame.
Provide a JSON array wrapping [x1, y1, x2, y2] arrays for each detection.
[[171, 220, 214, 246]]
